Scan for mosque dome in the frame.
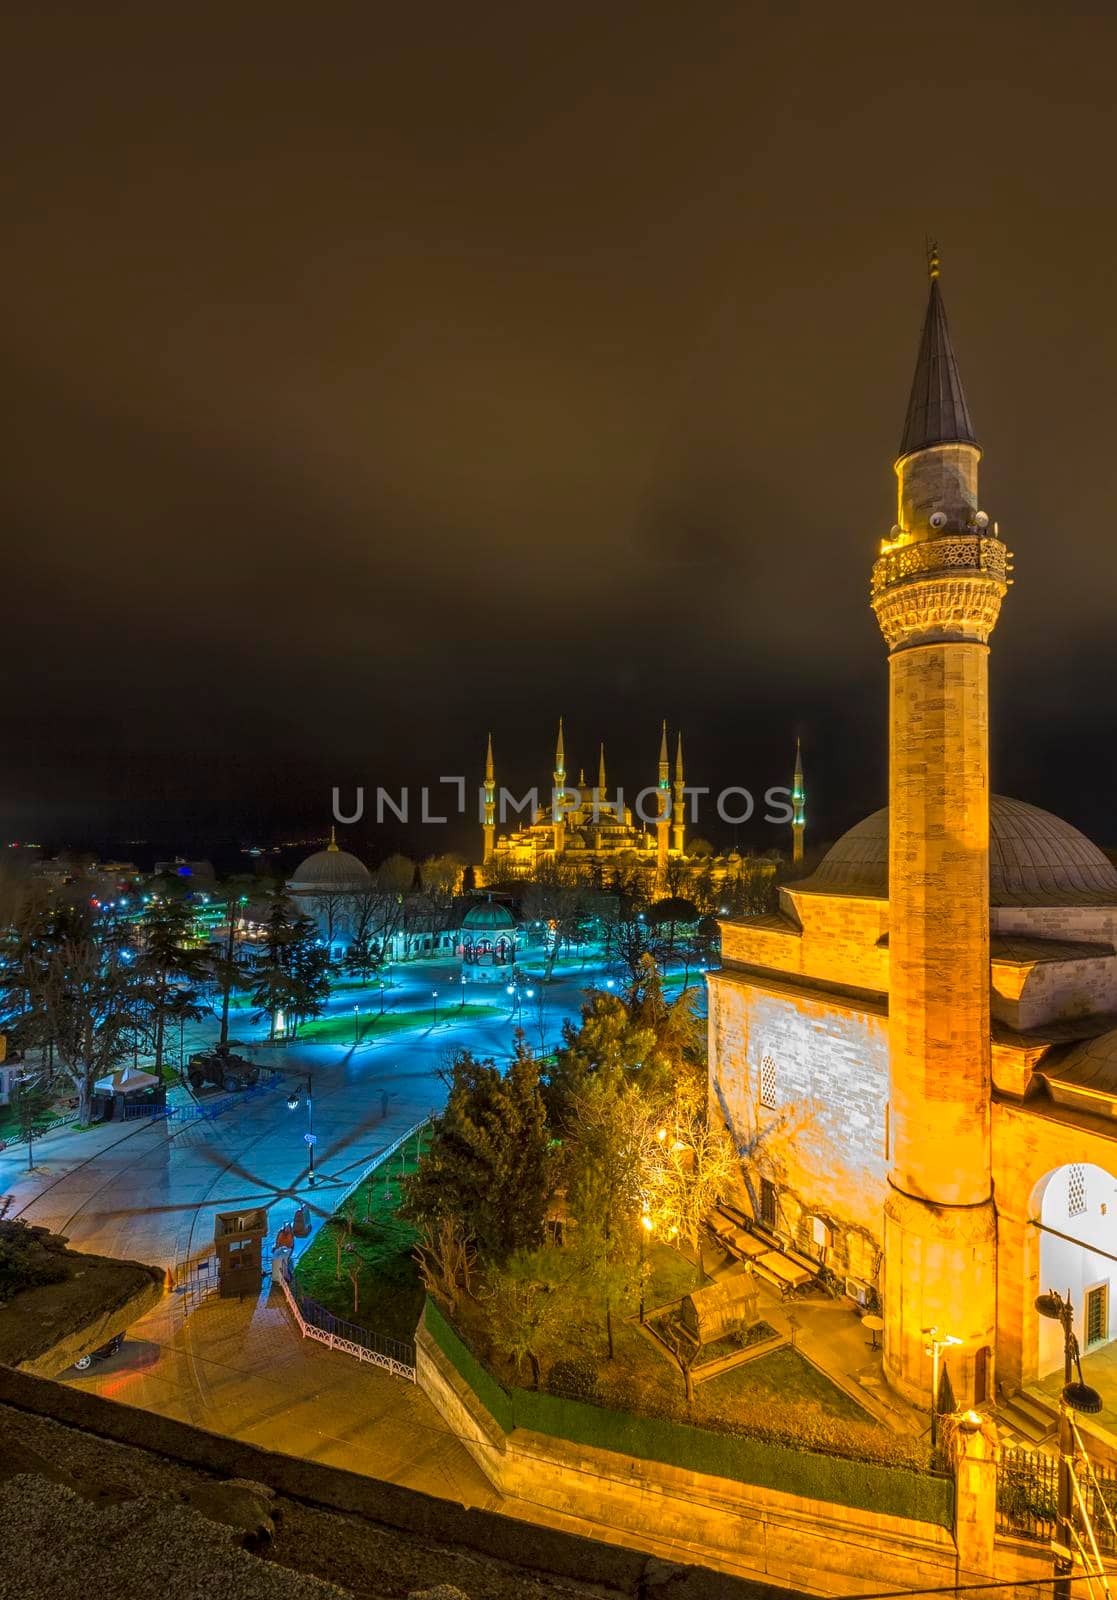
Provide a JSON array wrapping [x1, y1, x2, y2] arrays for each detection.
[[801, 796, 1117, 904], [288, 837, 371, 892], [461, 899, 514, 931]]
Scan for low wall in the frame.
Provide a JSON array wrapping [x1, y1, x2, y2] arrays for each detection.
[[418, 1302, 962, 1594], [0, 1363, 794, 1600]]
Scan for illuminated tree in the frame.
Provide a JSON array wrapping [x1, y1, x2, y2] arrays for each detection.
[[483, 1250, 573, 1390], [642, 1108, 738, 1274], [403, 1040, 552, 1262]]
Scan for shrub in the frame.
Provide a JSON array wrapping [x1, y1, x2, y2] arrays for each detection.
[[546, 1356, 600, 1404], [0, 1217, 70, 1303]]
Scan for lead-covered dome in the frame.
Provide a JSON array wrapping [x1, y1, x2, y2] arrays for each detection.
[[800, 796, 1117, 905], [288, 838, 370, 892], [461, 899, 514, 931]]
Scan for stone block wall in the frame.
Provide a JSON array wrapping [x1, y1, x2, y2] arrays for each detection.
[[708, 967, 888, 1281]]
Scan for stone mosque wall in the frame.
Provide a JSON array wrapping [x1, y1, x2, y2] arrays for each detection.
[[708, 966, 889, 1286]]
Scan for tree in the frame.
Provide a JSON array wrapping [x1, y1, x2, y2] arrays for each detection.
[[483, 1248, 573, 1389], [10, 1073, 55, 1171], [545, 991, 657, 1124], [136, 900, 208, 1071], [403, 1040, 553, 1263], [414, 1215, 476, 1316], [251, 900, 330, 1038], [343, 931, 382, 986], [563, 1074, 648, 1358], [29, 907, 143, 1123], [643, 1107, 738, 1274]]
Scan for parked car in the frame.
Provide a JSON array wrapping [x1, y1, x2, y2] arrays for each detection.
[[72, 1332, 125, 1371]]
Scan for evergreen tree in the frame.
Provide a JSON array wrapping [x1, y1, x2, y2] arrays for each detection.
[[136, 899, 207, 1070], [403, 1040, 553, 1262]]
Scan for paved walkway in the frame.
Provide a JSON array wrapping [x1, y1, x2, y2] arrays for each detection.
[[0, 960, 607, 1512]]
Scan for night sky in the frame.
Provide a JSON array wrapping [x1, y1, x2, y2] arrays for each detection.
[[6, 1, 1116, 863]]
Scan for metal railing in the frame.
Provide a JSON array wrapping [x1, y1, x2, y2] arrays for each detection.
[[121, 1071, 284, 1123], [272, 1114, 432, 1382], [274, 1254, 416, 1381], [997, 1445, 1117, 1554]]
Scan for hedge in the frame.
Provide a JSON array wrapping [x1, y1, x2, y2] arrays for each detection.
[[423, 1298, 953, 1529]]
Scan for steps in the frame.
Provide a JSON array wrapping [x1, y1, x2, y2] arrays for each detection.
[[996, 1388, 1057, 1446]]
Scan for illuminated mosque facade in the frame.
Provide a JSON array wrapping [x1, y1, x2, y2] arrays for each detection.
[[708, 255, 1117, 1408], [476, 722, 788, 894]]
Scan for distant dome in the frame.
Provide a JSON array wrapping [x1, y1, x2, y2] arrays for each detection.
[[801, 796, 1117, 905], [461, 899, 514, 931], [288, 840, 371, 892]]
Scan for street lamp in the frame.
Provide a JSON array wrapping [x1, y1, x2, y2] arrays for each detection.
[[922, 1327, 963, 1448], [353, 1003, 360, 1045], [639, 1212, 653, 1322], [1035, 1289, 1104, 1600], [287, 1074, 315, 1186], [431, 989, 438, 1027]]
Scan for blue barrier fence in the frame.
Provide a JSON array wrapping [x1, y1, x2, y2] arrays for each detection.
[[122, 1071, 284, 1122]]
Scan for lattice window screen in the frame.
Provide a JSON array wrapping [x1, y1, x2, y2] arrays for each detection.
[[760, 1055, 777, 1110], [1067, 1165, 1086, 1217]]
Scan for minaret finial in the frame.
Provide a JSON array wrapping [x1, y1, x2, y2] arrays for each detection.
[[328, 824, 339, 852], [598, 742, 606, 794], [928, 238, 940, 282], [485, 731, 494, 783]]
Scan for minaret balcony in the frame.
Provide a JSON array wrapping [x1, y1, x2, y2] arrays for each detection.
[[871, 531, 1009, 599]]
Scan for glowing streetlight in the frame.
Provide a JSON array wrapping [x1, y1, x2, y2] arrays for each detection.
[[922, 1327, 963, 1447], [286, 1074, 315, 1186], [353, 1003, 360, 1045], [431, 989, 438, 1026]]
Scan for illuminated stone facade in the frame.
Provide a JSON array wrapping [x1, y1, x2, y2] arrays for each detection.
[[708, 261, 1117, 1407], [476, 720, 783, 896]]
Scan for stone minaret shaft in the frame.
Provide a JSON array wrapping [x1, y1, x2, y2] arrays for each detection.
[[552, 717, 567, 855], [482, 733, 496, 865], [656, 720, 670, 884], [870, 252, 1010, 1407], [791, 738, 805, 865], [672, 733, 686, 855]]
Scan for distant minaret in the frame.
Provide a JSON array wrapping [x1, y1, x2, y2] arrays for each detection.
[[871, 246, 1008, 1408], [552, 716, 567, 855], [656, 720, 670, 886], [791, 737, 805, 865], [482, 733, 496, 865], [597, 742, 606, 797], [672, 732, 686, 855]]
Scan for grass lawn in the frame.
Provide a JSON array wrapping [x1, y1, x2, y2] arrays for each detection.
[[297, 1002, 502, 1045], [292, 1131, 430, 1344]]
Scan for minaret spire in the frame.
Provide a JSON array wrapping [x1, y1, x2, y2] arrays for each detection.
[[482, 732, 496, 867], [327, 824, 339, 853], [552, 718, 567, 856], [655, 721, 670, 887], [672, 732, 685, 855], [791, 736, 805, 866], [898, 246, 977, 460], [597, 742, 606, 796]]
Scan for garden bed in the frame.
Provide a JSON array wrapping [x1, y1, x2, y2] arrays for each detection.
[[292, 1131, 429, 1345]]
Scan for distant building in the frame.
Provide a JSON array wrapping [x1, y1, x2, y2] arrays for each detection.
[[476, 722, 789, 897]]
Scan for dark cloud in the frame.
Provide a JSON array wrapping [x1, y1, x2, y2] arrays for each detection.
[[5, 0, 1116, 858]]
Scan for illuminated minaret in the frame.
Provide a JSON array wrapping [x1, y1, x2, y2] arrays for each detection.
[[791, 737, 805, 866], [482, 732, 496, 865], [871, 247, 1010, 1407], [656, 720, 670, 885], [552, 717, 567, 855], [597, 741, 606, 798], [672, 732, 686, 855]]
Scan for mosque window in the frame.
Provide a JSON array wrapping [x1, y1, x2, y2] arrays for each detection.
[[1067, 1165, 1087, 1217], [759, 1055, 777, 1110]]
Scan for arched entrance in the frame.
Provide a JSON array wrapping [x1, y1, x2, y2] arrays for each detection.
[[1033, 1162, 1117, 1379]]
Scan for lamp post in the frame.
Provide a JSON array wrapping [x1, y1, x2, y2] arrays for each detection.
[[287, 1074, 315, 1186], [639, 1212, 652, 1322], [431, 989, 438, 1027], [353, 1003, 359, 1045], [921, 1326, 963, 1448], [1035, 1289, 1104, 1600]]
